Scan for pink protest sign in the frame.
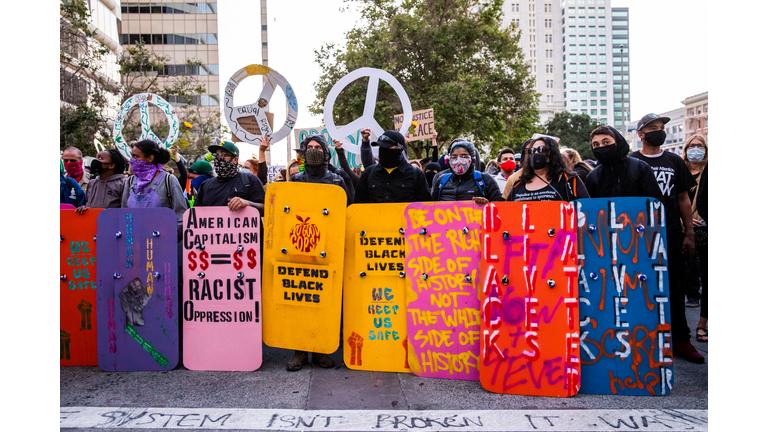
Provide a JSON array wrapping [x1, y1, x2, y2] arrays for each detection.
[[404, 202, 483, 380], [182, 206, 262, 371]]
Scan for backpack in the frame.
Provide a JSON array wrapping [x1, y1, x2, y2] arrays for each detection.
[[436, 171, 486, 200]]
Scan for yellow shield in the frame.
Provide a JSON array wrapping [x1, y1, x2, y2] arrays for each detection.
[[262, 182, 347, 353], [343, 203, 411, 373]]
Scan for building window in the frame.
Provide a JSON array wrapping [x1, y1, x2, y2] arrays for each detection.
[[511, 3, 519, 12], [600, 90, 606, 97]]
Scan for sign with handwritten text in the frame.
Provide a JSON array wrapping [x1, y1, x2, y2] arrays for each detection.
[[60, 209, 103, 366], [96, 208, 179, 371], [479, 202, 580, 396], [262, 182, 347, 353], [343, 204, 410, 372], [404, 202, 483, 380], [576, 197, 673, 396], [181, 206, 262, 371]]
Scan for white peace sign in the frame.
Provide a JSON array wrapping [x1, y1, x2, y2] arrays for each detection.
[[323, 67, 412, 155], [112, 93, 179, 160], [223, 65, 298, 145]]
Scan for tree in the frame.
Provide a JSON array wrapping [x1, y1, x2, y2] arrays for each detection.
[[542, 111, 602, 158], [310, 0, 540, 160]]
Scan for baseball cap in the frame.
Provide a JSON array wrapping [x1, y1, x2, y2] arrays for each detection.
[[372, 130, 406, 149], [637, 113, 670, 132], [207, 140, 240, 158], [189, 160, 213, 175]]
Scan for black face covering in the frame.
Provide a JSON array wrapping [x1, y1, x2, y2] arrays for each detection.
[[425, 170, 438, 186], [379, 148, 403, 169], [592, 144, 622, 165], [643, 130, 666, 147], [90, 159, 104, 175], [529, 153, 548, 170]]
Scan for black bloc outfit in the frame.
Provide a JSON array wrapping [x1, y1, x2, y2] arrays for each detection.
[[630, 150, 697, 344], [354, 158, 431, 204]]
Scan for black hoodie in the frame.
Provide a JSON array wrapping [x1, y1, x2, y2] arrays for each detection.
[[290, 134, 353, 205], [585, 126, 663, 201]]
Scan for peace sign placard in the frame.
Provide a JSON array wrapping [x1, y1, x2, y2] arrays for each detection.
[[323, 68, 412, 155], [112, 93, 179, 160], [223, 65, 298, 145]]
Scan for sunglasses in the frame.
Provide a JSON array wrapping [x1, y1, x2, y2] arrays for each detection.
[[376, 134, 402, 149]]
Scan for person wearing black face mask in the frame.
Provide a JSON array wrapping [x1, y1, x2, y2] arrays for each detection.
[[585, 125, 662, 201], [506, 137, 588, 202], [354, 130, 431, 203], [76, 149, 127, 214], [628, 114, 703, 364], [290, 134, 353, 206]]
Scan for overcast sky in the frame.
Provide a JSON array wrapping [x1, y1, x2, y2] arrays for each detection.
[[217, 0, 708, 164]]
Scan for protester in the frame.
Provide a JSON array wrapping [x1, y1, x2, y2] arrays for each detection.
[[121, 140, 188, 237], [169, 145, 188, 193], [409, 159, 422, 170], [585, 125, 663, 201], [485, 160, 500, 176], [76, 148, 126, 213], [492, 148, 516, 191], [506, 137, 588, 202], [502, 139, 534, 199], [561, 148, 593, 184], [357, 127, 377, 169], [682, 134, 709, 342], [432, 139, 502, 205], [60, 158, 86, 207], [286, 159, 300, 181], [254, 137, 270, 185], [423, 162, 441, 193], [354, 130, 431, 204], [406, 130, 439, 170], [195, 140, 265, 213], [695, 162, 708, 342], [333, 140, 362, 188], [631, 113, 703, 363], [62, 146, 91, 191]]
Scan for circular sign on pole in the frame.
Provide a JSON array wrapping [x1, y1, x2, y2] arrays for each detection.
[[223, 65, 298, 145], [323, 67, 412, 155], [112, 93, 179, 160]]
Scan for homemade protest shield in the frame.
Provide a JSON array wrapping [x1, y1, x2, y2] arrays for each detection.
[[181, 207, 262, 371], [343, 203, 410, 372], [576, 197, 673, 396], [60, 209, 102, 366], [404, 202, 484, 380], [96, 208, 179, 371], [262, 183, 346, 353], [479, 202, 580, 397]]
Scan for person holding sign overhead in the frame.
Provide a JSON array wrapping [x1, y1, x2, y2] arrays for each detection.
[[354, 130, 431, 204], [506, 136, 589, 202], [431, 139, 503, 204]]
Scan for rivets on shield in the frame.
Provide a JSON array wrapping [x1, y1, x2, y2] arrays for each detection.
[[547, 279, 556, 288], [322, 208, 329, 215], [399, 272, 406, 278], [281, 248, 287, 254], [636, 225, 645, 233], [154, 272, 161, 280], [502, 231, 510, 240], [284, 206, 290, 213], [320, 251, 326, 258], [588, 224, 597, 233], [237, 272, 245, 279], [113, 273, 122, 279], [421, 273, 429, 280], [501, 275, 509, 285], [360, 272, 366, 278], [548, 228, 555, 237], [590, 272, 599, 280], [639, 273, 647, 281], [152, 231, 160, 237], [419, 228, 428, 235], [115, 231, 122, 238], [197, 271, 205, 278]]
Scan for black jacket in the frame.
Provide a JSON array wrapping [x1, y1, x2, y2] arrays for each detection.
[[696, 162, 708, 224], [354, 158, 431, 203], [431, 168, 503, 202]]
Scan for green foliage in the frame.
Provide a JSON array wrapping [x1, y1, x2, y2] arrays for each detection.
[[311, 0, 540, 159], [542, 111, 602, 158]]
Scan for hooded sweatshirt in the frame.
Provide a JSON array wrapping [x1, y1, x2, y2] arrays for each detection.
[[585, 126, 663, 201], [291, 134, 353, 206], [85, 173, 126, 209], [431, 140, 503, 202]]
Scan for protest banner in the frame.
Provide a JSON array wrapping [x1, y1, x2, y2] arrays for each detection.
[[96, 208, 179, 371], [294, 126, 366, 169], [576, 197, 673, 396], [231, 112, 274, 144], [112, 93, 179, 159], [262, 183, 346, 353], [323, 68, 411, 155], [394, 108, 435, 141], [60, 209, 102, 366], [267, 165, 285, 183], [479, 202, 580, 397], [224, 65, 298, 145], [404, 202, 483, 380], [343, 203, 410, 373], [181, 207, 262, 371]]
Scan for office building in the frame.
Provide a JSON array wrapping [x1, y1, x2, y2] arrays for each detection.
[[611, 6, 630, 130], [501, 1, 564, 124], [682, 91, 708, 140]]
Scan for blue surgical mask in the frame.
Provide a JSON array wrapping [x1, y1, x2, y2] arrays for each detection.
[[686, 148, 705, 163]]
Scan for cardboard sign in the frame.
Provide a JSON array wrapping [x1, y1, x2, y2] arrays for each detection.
[[343, 203, 410, 373], [294, 126, 367, 168], [267, 165, 285, 183], [60, 209, 103, 366], [231, 112, 274, 143], [479, 202, 580, 397], [404, 202, 484, 380], [181, 207, 262, 371], [575, 197, 673, 396], [61, 204, 76, 210], [262, 183, 347, 353], [394, 108, 435, 141], [96, 208, 179, 371]]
